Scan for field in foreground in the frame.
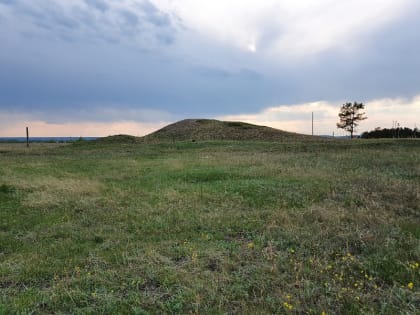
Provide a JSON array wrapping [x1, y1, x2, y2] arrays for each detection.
[[0, 139, 419, 314]]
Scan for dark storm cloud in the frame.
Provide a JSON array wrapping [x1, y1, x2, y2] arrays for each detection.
[[0, 0, 178, 45], [0, 0, 16, 5], [84, 0, 108, 12], [194, 67, 262, 81], [0, 37, 273, 123], [0, 1, 419, 125], [119, 9, 139, 26], [282, 5, 420, 104], [138, 0, 172, 27]]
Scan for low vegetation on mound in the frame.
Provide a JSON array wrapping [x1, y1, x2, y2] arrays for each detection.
[[92, 119, 311, 145], [95, 134, 141, 143], [143, 119, 311, 142]]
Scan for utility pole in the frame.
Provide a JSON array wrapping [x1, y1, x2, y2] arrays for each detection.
[[392, 121, 397, 138], [311, 112, 314, 136]]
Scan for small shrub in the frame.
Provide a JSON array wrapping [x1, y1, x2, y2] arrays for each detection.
[[0, 184, 15, 194]]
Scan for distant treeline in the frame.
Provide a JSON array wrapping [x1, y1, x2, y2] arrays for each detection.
[[361, 127, 419, 139]]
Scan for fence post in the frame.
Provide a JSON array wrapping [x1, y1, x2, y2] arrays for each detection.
[[26, 127, 29, 148]]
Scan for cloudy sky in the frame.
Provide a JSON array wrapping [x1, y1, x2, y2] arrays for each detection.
[[1, 0, 419, 136]]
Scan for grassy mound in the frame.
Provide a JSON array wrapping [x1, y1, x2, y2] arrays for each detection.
[[95, 134, 141, 143], [144, 119, 311, 142]]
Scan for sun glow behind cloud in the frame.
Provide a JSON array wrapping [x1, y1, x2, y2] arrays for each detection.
[[154, 0, 416, 58]]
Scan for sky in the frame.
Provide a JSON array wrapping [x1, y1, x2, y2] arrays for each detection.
[[1, 0, 420, 137]]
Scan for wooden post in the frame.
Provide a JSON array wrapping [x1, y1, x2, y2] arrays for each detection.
[[26, 127, 29, 148]]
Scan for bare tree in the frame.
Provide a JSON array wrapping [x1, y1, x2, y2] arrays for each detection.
[[337, 102, 367, 138]]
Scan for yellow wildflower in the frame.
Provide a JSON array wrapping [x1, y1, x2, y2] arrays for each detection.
[[247, 242, 255, 249], [407, 282, 414, 290], [191, 252, 198, 262], [283, 302, 293, 310], [409, 262, 419, 269]]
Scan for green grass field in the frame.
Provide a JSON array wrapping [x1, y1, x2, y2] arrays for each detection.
[[0, 139, 419, 314]]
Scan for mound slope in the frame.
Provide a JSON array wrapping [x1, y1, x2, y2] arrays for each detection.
[[144, 119, 310, 142], [95, 134, 141, 143]]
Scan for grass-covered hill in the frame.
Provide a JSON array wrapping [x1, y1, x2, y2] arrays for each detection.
[[95, 134, 140, 144], [94, 119, 311, 144], [143, 119, 310, 142]]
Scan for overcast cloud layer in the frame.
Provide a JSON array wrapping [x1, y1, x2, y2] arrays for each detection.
[[1, 0, 419, 135]]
